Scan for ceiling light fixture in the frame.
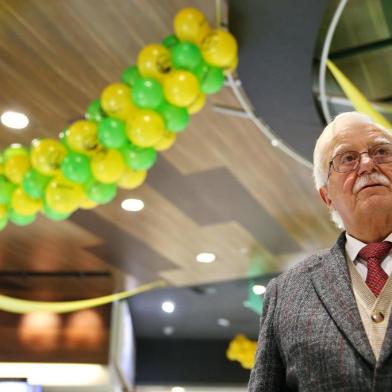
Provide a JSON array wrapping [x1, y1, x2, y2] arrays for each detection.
[[217, 318, 230, 327], [240, 247, 249, 255], [196, 252, 216, 263], [252, 285, 266, 295], [162, 301, 175, 314], [204, 286, 217, 295], [171, 387, 185, 392], [163, 326, 175, 336], [121, 198, 144, 212], [1, 111, 29, 129]]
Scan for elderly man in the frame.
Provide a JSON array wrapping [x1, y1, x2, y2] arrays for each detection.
[[249, 112, 392, 391]]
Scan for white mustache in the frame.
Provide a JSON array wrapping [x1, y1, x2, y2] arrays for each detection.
[[353, 172, 391, 194]]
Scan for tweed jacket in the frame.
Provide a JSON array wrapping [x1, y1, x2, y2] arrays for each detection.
[[248, 233, 392, 391]]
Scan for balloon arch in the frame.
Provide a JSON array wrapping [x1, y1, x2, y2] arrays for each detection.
[[0, 7, 238, 229]]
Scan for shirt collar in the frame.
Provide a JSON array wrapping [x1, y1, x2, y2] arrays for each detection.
[[345, 232, 392, 263]]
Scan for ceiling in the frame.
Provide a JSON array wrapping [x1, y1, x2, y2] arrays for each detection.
[[0, 0, 390, 386], [0, 0, 338, 300], [128, 274, 275, 340]]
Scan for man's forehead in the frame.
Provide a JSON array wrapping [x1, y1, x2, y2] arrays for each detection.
[[328, 125, 391, 157]]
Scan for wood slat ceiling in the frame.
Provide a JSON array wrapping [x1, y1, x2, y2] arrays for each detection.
[[0, 0, 339, 301]]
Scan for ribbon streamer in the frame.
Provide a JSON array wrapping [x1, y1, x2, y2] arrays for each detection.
[[0, 280, 165, 314], [327, 60, 392, 129]]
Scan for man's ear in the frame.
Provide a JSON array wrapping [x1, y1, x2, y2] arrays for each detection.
[[319, 186, 333, 208]]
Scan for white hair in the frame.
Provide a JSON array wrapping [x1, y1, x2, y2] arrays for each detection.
[[313, 111, 390, 229]]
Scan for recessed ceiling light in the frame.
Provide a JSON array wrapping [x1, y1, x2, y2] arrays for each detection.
[[271, 139, 280, 147], [196, 252, 216, 263], [240, 247, 249, 255], [162, 301, 175, 314], [217, 318, 230, 327], [121, 198, 144, 212], [163, 326, 175, 336], [204, 286, 217, 295], [252, 285, 266, 295], [1, 111, 29, 129], [171, 387, 185, 392]]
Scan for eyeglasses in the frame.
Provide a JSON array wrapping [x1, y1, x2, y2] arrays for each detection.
[[328, 143, 392, 178]]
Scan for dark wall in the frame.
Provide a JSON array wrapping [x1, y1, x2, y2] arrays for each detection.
[[229, 0, 329, 161], [135, 338, 250, 386]]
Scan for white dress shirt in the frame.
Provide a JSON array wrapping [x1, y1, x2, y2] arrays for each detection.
[[345, 232, 392, 281]]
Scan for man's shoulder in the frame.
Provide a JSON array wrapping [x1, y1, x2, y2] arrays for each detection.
[[274, 247, 332, 288]]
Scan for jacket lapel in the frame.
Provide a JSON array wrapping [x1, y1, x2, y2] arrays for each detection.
[[378, 301, 392, 363], [310, 233, 376, 366]]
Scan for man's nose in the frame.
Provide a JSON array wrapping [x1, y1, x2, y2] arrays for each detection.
[[357, 152, 376, 175]]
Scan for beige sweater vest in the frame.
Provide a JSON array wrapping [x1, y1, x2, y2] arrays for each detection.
[[347, 258, 392, 360]]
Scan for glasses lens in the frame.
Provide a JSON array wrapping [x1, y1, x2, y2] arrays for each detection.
[[333, 151, 359, 173], [371, 144, 392, 163]]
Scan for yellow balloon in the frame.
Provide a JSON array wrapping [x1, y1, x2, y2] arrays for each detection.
[[242, 359, 254, 370], [226, 348, 237, 361], [4, 154, 30, 184], [31, 139, 67, 176], [137, 44, 171, 82], [163, 70, 200, 107], [187, 92, 206, 114], [91, 148, 125, 184], [126, 110, 165, 147], [79, 195, 98, 210], [101, 83, 136, 120], [174, 7, 210, 45], [155, 130, 176, 151], [46, 175, 83, 214], [11, 187, 42, 216], [117, 167, 147, 190], [0, 204, 8, 220], [66, 120, 99, 156], [224, 55, 238, 75], [201, 30, 238, 68]]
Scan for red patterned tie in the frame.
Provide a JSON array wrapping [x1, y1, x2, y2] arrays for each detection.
[[358, 242, 392, 297]]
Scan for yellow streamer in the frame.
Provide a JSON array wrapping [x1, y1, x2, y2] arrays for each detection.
[[0, 280, 165, 314], [326, 60, 392, 129]]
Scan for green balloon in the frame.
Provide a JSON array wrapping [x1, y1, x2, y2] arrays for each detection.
[[132, 77, 164, 109], [22, 169, 51, 199], [171, 42, 202, 70], [9, 210, 36, 226], [61, 152, 92, 184], [86, 99, 105, 122], [162, 34, 179, 48], [121, 66, 141, 87], [43, 203, 70, 221], [0, 176, 16, 205], [86, 181, 117, 204], [0, 217, 7, 231], [120, 142, 157, 170], [4, 144, 28, 160], [157, 101, 189, 132], [193, 61, 225, 94], [98, 118, 127, 148]]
